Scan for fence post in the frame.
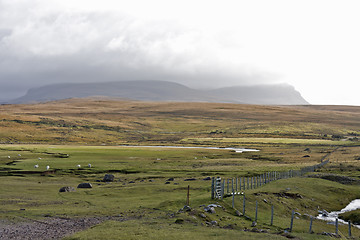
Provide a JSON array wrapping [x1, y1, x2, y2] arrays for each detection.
[[290, 210, 294, 232], [309, 217, 313, 233], [232, 178, 234, 194], [232, 192, 235, 208], [186, 185, 190, 206], [255, 200, 258, 222], [271, 205, 274, 226], [243, 177, 245, 190], [335, 218, 338, 235], [236, 177, 238, 192], [239, 177, 242, 191], [221, 180, 225, 200], [349, 220, 352, 237], [247, 177, 249, 190], [211, 177, 215, 199], [251, 177, 253, 189], [243, 194, 246, 215], [227, 179, 229, 194]]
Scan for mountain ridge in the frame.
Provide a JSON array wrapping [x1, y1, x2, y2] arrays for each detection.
[[8, 80, 309, 105]]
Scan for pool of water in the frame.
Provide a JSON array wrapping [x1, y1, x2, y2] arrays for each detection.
[[119, 145, 259, 153]]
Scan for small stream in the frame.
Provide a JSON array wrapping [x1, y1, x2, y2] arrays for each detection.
[[120, 145, 259, 153], [317, 199, 360, 228]]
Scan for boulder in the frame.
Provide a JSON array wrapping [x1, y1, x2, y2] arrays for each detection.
[[77, 183, 93, 188], [59, 186, 75, 192], [103, 174, 115, 182]]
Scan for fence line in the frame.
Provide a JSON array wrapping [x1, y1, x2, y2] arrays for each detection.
[[211, 159, 329, 199]]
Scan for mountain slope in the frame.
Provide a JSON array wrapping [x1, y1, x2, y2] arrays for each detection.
[[9, 80, 309, 105]]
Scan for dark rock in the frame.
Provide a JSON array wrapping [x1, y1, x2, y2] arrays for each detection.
[[165, 182, 171, 184], [59, 186, 75, 192], [149, 179, 154, 182], [174, 183, 179, 185], [129, 181, 135, 183], [303, 155, 310, 158], [77, 183, 92, 188], [103, 174, 115, 182], [202, 177, 211, 181], [166, 177, 175, 181], [235, 210, 242, 216], [184, 178, 196, 181], [175, 219, 184, 224], [251, 221, 257, 227], [210, 220, 218, 226]]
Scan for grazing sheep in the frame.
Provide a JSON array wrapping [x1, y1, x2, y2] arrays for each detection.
[[7, 156, 10, 159], [46, 166, 50, 170], [34, 164, 39, 168], [77, 164, 81, 168], [18, 154, 21, 157], [38, 157, 42, 160], [88, 163, 91, 168]]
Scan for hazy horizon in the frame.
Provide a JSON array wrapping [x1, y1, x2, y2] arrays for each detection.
[[1, 0, 360, 105]]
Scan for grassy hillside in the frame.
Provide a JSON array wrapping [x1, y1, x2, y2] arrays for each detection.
[[1, 99, 360, 239]]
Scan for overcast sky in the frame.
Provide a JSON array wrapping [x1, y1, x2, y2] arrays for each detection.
[[1, 0, 360, 105]]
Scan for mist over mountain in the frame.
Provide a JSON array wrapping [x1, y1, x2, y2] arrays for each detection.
[[8, 80, 308, 105]]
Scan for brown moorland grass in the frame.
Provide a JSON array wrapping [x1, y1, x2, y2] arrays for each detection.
[[1, 98, 360, 145]]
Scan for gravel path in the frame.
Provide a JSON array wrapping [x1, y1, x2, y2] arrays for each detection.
[[0, 216, 123, 240]]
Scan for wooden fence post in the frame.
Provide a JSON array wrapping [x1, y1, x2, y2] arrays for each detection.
[[335, 218, 338, 235], [186, 185, 190, 206], [255, 200, 258, 222], [239, 177, 242, 191], [309, 217, 313, 233], [247, 177, 249, 190], [227, 179, 229, 194], [290, 210, 294, 232], [251, 177, 253, 189], [211, 177, 215, 199], [271, 205, 274, 226], [349, 220, 352, 237], [236, 177, 238, 192], [243, 194, 246, 215], [232, 192, 235, 208], [221, 180, 225, 200]]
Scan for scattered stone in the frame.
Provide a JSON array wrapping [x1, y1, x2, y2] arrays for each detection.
[[182, 205, 192, 212], [149, 179, 154, 182], [59, 186, 75, 192], [204, 207, 216, 214], [165, 181, 171, 184], [294, 212, 301, 216], [103, 174, 115, 182], [199, 213, 207, 218], [210, 220, 218, 226], [77, 183, 92, 188], [166, 177, 174, 181], [263, 199, 268, 203], [202, 177, 211, 181], [251, 221, 257, 227], [129, 181, 135, 184], [174, 183, 179, 185], [303, 155, 310, 158], [20, 209, 25, 211], [236, 210, 243, 217], [184, 178, 196, 181], [251, 228, 259, 232]]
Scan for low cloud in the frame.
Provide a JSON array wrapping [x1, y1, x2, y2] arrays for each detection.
[[0, 0, 278, 100]]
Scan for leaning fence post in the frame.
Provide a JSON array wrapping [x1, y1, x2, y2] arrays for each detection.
[[271, 205, 274, 226], [211, 177, 215, 199], [290, 210, 294, 232], [243, 194, 246, 215], [309, 217, 313, 233], [335, 218, 338, 235], [255, 200, 258, 222], [348, 220, 352, 237]]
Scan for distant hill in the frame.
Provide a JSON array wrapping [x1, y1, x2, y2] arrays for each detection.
[[8, 80, 309, 105]]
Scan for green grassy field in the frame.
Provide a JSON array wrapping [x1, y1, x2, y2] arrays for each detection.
[[1, 99, 360, 239]]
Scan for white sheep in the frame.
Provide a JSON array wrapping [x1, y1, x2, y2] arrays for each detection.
[[77, 164, 81, 168], [46, 165, 50, 170], [38, 157, 42, 160], [18, 154, 21, 157], [34, 164, 39, 168], [7, 156, 10, 159], [88, 163, 91, 168]]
